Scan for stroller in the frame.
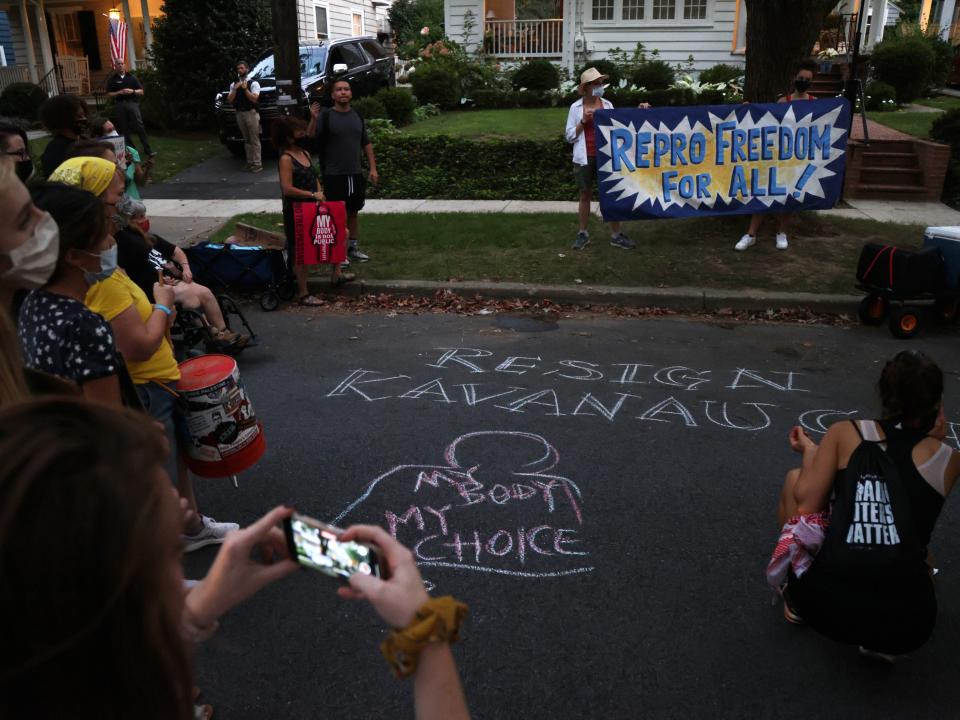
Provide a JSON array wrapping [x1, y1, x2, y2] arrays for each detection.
[[185, 224, 297, 311]]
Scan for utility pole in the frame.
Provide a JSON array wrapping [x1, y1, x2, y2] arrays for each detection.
[[272, 0, 302, 113]]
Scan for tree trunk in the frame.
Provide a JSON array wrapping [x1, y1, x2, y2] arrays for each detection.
[[272, 0, 302, 103], [743, 0, 838, 102]]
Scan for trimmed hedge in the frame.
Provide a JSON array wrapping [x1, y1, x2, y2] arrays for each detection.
[[511, 59, 560, 92], [352, 96, 389, 120], [0, 82, 47, 121], [367, 135, 576, 200], [410, 62, 461, 109], [376, 87, 416, 126], [871, 36, 936, 104]]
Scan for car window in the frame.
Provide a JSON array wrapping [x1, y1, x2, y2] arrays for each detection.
[[248, 54, 275, 81], [246, 47, 328, 80], [328, 43, 368, 71], [361, 40, 386, 60]]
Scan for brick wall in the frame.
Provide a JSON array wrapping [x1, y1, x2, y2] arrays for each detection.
[[914, 140, 951, 202]]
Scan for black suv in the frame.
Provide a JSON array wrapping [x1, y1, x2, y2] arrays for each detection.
[[215, 36, 394, 155]]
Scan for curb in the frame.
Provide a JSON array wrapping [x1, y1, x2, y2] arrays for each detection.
[[306, 278, 862, 314]]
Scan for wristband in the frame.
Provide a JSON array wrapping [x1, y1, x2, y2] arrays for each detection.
[[154, 303, 173, 316], [380, 596, 468, 679]]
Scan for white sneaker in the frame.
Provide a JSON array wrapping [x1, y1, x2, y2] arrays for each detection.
[[775, 232, 789, 250], [183, 515, 239, 552], [734, 234, 755, 251]]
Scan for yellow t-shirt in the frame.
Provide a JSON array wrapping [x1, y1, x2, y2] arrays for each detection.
[[85, 270, 180, 384]]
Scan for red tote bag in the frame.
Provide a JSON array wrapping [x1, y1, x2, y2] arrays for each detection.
[[292, 200, 347, 265]]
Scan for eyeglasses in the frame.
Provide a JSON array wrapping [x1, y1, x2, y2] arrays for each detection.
[[2, 149, 29, 161]]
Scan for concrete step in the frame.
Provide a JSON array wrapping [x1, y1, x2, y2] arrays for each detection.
[[850, 183, 930, 200], [863, 140, 916, 154], [861, 150, 919, 168], [858, 166, 925, 186]]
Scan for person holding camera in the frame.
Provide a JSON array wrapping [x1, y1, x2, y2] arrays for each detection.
[[228, 61, 262, 173]]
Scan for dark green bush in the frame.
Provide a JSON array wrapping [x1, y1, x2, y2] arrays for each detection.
[[0, 82, 47, 121], [376, 87, 416, 126], [367, 135, 575, 200], [352, 96, 389, 120], [871, 36, 936, 104], [471, 89, 519, 108], [574, 59, 621, 87], [924, 35, 954, 89], [631, 60, 675, 91], [931, 108, 960, 159], [410, 62, 461, 109], [511, 59, 560, 92], [516, 91, 552, 107], [864, 81, 897, 111], [135, 67, 176, 131], [604, 87, 643, 107], [698, 63, 743, 85]]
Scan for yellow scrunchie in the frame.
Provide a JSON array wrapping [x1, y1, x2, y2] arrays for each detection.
[[49, 156, 117, 197], [380, 596, 468, 678]]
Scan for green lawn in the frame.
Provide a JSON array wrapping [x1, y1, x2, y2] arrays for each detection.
[[28, 132, 227, 184], [212, 211, 925, 295], [865, 110, 940, 138], [914, 96, 960, 111], [403, 108, 570, 140]]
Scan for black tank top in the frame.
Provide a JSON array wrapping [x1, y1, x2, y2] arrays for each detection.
[[283, 152, 319, 196]]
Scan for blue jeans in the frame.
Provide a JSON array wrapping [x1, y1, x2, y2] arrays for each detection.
[[136, 381, 188, 484]]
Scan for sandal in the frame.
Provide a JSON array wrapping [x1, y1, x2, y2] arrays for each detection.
[[298, 294, 325, 306], [333, 271, 356, 287]]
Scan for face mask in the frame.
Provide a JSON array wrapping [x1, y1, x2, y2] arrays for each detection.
[[82, 243, 118, 285], [591, 85, 605, 98], [136, 218, 150, 233], [1, 212, 60, 289], [294, 137, 311, 149], [15, 159, 34, 183], [794, 78, 811, 93]]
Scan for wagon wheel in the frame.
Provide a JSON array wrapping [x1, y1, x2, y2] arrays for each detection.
[[857, 294, 887, 326], [888, 305, 924, 339]]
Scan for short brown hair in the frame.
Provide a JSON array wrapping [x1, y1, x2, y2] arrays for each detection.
[[0, 399, 193, 720]]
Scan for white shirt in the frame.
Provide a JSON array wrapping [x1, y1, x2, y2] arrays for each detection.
[[565, 96, 614, 166], [230, 79, 261, 101]]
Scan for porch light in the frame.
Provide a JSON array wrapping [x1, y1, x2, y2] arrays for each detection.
[[108, 8, 121, 22], [486, 9, 496, 18]]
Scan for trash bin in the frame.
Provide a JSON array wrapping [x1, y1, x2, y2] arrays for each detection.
[[924, 226, 960, 288]]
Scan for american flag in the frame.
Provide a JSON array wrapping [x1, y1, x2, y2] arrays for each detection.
[[108, 13, 127, 65]]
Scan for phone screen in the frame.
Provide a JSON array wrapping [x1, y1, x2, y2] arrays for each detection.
[[284, 514, 381, 580]]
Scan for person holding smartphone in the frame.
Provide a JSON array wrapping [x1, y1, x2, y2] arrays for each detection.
[[0, 398, 470, 720], [228, 61, 262, 173]]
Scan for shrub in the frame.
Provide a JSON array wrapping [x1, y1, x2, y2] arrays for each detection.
[[135, 67, 176, 132], [698, 63, 744, 85], [573, 59, 621, 87], [512, 59, 560, 92], [413, 102, 441, 122], [631, 60, 676, 91], [516, 90, 551, 107], [410, 62, 461, 109], [930, 108, 960, 159], [925, 35, 954, 89], [0, 82, 47, 121], [871, 36, 936, 104], [388, 0, 444, 47], [376, 87, 416, 126], [864, 81, 897, 112], [472, 89, 518, 109], [352, 96, 388, 120]]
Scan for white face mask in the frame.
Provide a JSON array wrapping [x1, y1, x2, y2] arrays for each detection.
[[591, 85, 605, 98], [1, 212, 60, 289]]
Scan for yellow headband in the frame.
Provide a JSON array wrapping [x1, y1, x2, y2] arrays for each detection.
[[49, 156, 117, 197]]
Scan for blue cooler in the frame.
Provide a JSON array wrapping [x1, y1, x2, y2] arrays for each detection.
[[924, 227, 960, 289]]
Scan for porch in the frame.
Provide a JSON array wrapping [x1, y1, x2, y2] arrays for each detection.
[[481, 0, 565, 58], [0, 0, 160, 97]]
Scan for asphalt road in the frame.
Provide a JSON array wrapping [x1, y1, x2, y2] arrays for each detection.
[[184, 308, 960, 720], [148, 153, 281, 200]]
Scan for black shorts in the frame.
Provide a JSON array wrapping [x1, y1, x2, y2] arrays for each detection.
[[323, 173, 366, 214]]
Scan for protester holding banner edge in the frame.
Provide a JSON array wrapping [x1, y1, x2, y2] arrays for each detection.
[[734, 59, 818, 253]]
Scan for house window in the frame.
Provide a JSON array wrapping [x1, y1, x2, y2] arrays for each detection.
[[652, 0, 675, 20], [622, 0, 644, 21], [314, 4, 328, 39], [592, 0, 614, 21], [683, 0, 706, 20], [352, 11, 363, 36]]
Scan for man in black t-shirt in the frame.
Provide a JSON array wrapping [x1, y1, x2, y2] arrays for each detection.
[[106, 60, 154, 158]]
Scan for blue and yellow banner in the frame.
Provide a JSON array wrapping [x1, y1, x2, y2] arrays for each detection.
[[595, 98, 851, 221]]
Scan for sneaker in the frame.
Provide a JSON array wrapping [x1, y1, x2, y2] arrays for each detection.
[[183, 515, 239, 552], [734, 234, 755, 251], [250, 165, 263, 174], [775, 232, 789, 250], [572, 231, 589, 250], [610, 232, 635, 250], [348, 243, 370, 262]]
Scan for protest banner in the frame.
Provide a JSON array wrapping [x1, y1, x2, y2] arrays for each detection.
[[595, 98, 851, 221]]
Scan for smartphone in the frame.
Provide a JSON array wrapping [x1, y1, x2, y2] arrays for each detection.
[[283, 513, 381, 580]]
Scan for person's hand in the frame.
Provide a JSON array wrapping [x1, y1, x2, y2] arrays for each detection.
[[337, 524, 430, 629], [310, 102, 321, 119], [125, 87, 134, 95], [154, 282, 175, 308], [930, 405, 947, 441], [789, 425, 817, 454], [582, 107, 594, 122], [368, 168, 379, 185], [186, 506, 298, 627], [314, 189, 326, 202], [181, 265, 193, 283]]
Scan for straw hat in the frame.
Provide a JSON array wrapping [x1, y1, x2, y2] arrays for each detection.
[[578, 67, 608, 90]]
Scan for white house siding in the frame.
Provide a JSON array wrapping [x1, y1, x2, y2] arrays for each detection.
[[579, 0, 741, 72], [298, 0, 388, 43], [444, 0, 483, 51]]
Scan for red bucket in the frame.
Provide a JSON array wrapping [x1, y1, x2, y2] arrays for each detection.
[[178, 354, 266, 478]]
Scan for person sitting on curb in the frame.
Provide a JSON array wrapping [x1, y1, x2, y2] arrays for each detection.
[[734, 59, 818, 252], [0, 398, 470, 720]]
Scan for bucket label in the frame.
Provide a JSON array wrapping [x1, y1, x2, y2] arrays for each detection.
[[181, 366, 259, 463]]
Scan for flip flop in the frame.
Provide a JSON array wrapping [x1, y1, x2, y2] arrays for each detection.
[[298, 294, 324, 306]]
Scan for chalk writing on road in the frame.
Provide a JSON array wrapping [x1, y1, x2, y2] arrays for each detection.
[[334, 431, 594, 579]]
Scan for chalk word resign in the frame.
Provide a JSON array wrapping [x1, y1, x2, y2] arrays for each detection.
[[334, 431, 594, 579]]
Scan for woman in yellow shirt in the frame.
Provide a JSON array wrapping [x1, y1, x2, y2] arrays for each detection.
[[49, 156, 237, 550]]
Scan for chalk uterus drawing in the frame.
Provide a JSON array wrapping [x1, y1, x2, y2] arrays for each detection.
[[334, 431, 594, 578]]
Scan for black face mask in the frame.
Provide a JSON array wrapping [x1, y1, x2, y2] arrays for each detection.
[[294, 137, 311, 149], [15, 159, 34, 183], [794, 78, 811, 93]]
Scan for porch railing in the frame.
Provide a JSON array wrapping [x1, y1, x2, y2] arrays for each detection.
[[484, 19, 563, 58], [0, 64, 35, 93], [815, 12, 858, 57]]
